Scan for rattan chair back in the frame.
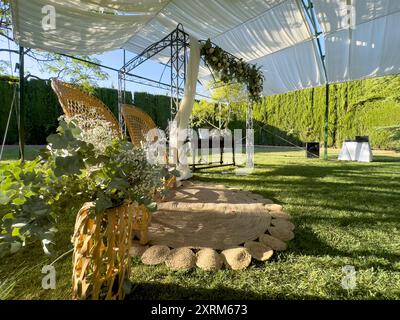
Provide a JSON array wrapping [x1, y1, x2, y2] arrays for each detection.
[[51, 78, 121, 136], [121, 104, 157, 147]]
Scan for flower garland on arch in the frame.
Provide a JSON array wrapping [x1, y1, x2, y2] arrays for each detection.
[[200, 39, 264, 102]]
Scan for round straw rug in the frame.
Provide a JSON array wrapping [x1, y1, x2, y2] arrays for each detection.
[[148, 181, 284, 250], [134, 181, 295, 271]]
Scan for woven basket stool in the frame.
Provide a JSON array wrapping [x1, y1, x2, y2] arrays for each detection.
[[71, 202, 135, 300]]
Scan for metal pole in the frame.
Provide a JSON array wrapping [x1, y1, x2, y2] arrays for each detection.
[[122, 50, 126, 133], [324, 83, 329, 160], [175, 28, 179, 117], [301, 0, 329, 160], [117, 71, 123, 132], [117, 50, 127, 134], [246, 99, 254, 168], [18, 46, 25, 162], [170, 33, 174, 121]]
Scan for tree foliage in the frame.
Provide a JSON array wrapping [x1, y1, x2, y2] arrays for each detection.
[[191, 83, 247, 130], [39, 53, 109, 93], [0, 60, 8, 73]]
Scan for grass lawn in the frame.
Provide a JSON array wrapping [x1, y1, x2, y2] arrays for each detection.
[[1, 146, 399, 300], [0, 145, 44, 162]]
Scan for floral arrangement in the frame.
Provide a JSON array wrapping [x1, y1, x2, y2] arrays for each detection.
[[0, 116, 173, 257], [200, 39, 264, 102]]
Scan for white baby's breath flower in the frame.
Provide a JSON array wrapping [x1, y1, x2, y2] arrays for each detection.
[[68, 110, 116, 154]]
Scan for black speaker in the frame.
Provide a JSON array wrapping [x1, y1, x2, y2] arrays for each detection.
[[356, 136, 369, 143], [306, 142, 320, 158]]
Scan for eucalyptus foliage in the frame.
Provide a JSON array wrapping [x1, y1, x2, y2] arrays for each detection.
[[0, 118, 170, 257], [201, 39, 264, 102]]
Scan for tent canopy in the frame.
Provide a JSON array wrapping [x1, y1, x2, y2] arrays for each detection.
[[10, 0, 400, 96]]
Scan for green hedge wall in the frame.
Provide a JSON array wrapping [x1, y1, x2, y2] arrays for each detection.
[[2, 75, 400, 149], [133, 92, 172, 130], [252, 75, 400, 149], [0, 80, 19, 144], [134, 76, 400, 150], [0, 78, 132, 145]]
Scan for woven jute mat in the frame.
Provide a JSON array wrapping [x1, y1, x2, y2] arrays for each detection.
[[148, 181, 274, 250]]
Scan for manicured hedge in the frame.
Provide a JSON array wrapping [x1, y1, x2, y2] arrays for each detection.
[[0, 79, 20, 144], [1, 75, 400, 149], [201, 75, 400, 149], [251, 75, 400, 149], [133, 92, 172, 130], [0, 78, 132, 145]]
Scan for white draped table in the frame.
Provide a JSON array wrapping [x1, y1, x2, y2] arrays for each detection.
[[338, 141, 373, 162]]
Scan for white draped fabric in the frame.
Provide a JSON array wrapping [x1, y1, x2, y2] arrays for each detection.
[[11, 0, 324, 96], [338, 141, 373, 163], [253, 39, 325, 96], [10, 0, 164, 55], [313, 0, 400, 83], [10, 0, 400, 95], [170, 36, 201, 180], [79, 0, 170, 13]]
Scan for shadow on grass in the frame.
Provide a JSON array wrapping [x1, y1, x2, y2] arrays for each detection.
[[196, 162, 400, 198], [195, 172, 400, 212], [126, 282, 323, 300], [194, 160, 400, 269]]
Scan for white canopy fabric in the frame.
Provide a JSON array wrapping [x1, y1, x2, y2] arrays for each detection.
[[253, 39, 325, 96], [122, 0, 325, 95], [10, 0, 170, 55], [10, 0, 400, 96], [313, 0, 400, 83]]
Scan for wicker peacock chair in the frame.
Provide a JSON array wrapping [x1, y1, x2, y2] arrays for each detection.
[[51, 79, 151, 244], [51, 78, 121, 136], [121, 104, 158, 147]]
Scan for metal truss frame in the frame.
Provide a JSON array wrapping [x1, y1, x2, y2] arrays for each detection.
[[118, 24, 257, 170], [118, 24, 189, 125]]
